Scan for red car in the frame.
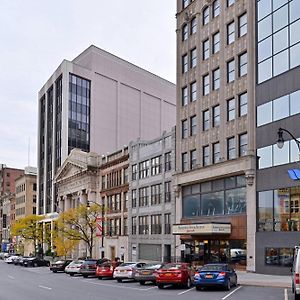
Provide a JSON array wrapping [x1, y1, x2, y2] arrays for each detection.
[[156, 263, 194, 289], [96, 261, 115, 279]]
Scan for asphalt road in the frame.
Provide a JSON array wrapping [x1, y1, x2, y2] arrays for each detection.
[[0, 261, 294, 300]]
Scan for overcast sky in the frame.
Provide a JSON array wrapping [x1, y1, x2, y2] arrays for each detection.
[[0, 0, 176, 169]]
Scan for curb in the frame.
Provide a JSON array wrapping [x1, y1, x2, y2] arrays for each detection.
[[238, 281, 291, 289]]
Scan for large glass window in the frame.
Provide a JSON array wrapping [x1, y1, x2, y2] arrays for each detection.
[[257, 1, 300, 83]]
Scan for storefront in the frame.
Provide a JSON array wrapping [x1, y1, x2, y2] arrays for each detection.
[[173, 223, 247, 269]]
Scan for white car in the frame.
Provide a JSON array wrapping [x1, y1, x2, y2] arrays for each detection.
[[292, 246, 300, 300], [64, 260, 84, 276], [113, 262, 146, 282], [4, 255, 20, 264]]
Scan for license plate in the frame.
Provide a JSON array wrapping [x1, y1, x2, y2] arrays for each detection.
[[120, 270, 125, 272], [165, 273, 172, 276], [142, 271, 150, 275], [205, 274, 213, 279]]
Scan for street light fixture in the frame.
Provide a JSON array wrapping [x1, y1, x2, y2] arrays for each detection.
[[277, 127, 300, 153]]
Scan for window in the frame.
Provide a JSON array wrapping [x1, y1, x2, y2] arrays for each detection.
[[203, 74, 210, 95], [190, 149, 197, 169], [165, 181, 171, 203], [190, 115, 197, 136], [203, 110, 209, 130], [212, 32, 220, 54], [213, 142, 221, 163], [203, 145, 210, 166], [239, 133, 247, 156], [239, 92, 247, 116], [182, 152, 188, 171], [227, 59, 235, 82], [203, 39, 209, 60], [139, 187, 149, 207], [123, 217, 128, 235], [164, 213, 171, 234], [213, 0, 220, 18], [227, 0, 234, 6], [182, 86, 188, 106], [190, 48, 197, 68], [190, 81, 197, 102], [191, 17, 197, 34], [151, 156, 162, 176], [238, 13, 247, 37], [123, 167, 128, 184], [212, 68, 220, 90], [227, 137, 236, 159], [203, 7, 209, 25], [182, 24, 188, 41], [183, 0, 190, 9], [182, 54, 188, 73], [151, 215, 162, 234], [151, 184, 162, 205], [165, 152, 172, 171], [132, 217, 137, 235], [227, 98, 235, 121], [213, 105, 220, 127], [227, 21, 235, 44], [139, 216, 149, 235], [139, 160, 149, 179], [182, 119, 188, 138], [132, 164, 137, 180], [238, 52, 247, 77]]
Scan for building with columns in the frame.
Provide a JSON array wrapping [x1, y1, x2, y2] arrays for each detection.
[[38, 45, 176, 222]]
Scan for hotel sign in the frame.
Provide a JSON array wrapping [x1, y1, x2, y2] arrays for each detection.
[[172, 223, 231, 235]]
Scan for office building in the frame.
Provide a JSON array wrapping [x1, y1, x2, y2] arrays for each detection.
[[38, 45, 176, 218]]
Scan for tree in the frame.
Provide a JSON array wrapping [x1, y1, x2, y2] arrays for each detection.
[[56, 204, 103, 258], [53, 234, 78, 259], [11, 215, 44, 256]]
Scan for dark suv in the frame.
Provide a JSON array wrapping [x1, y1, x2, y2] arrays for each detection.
[[79, 259, 99, 278]]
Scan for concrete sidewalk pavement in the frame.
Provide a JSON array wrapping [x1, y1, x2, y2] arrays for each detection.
[[236, 271, 291, 288]]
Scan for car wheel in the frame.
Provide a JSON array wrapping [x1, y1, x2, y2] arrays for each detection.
[[117, 279, 122, 283], [196, 285, 202, 291], [139, 281, 145, 285], [69, 273, 74, 276], [233, 276, 238, 287], [157, 283, 164, 289], [53, 270, 57, 273], [186, 277, 192, 289], [226, 279, 231, 291], [83, 275, 88, 278], [34, 262, 38, 267], [98, 277, 102, 280]]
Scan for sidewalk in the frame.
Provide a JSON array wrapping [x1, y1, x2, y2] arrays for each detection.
[[236, 271, 291, 288]]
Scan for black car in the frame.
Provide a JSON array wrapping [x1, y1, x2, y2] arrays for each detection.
[[23, 257, 50, 267], [50, 259, 73, 272]]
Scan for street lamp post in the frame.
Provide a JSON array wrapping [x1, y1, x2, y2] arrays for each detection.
[[86, 200, 105, 258], [277, 127, 300, 154]]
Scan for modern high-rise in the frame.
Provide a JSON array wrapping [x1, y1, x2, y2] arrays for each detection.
[[175, 0, 300, 275], [38, 45, 176, 217]]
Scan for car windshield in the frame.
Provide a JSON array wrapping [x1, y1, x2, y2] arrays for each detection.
[[200, 265, 226, 271], [54, 260, 65, 264], [119, 263, 136, 267], [162, 264, 183, 270], [70, 260, 83, 265], [83, 260, 97, 265], [100, 262, 112, 267], [143, 263, 162, 269]]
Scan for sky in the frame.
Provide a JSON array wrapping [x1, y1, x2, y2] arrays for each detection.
[[0, 0, 176, 169]]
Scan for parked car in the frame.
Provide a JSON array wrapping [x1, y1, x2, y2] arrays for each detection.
[[50, 259, 73, 273], [23, 257, 50, 267], [65, 260, 84, 276], [113, 262, 146, 282], [4, 255, 20, 264], [134, 263, 164, 285], [96, 261, 115, 279], [79, 259, 99, 278], [292, 246, 300, 300], [156, 262, 194, 289], [19, 256, 31, 266], [194, 263, 237, 291]]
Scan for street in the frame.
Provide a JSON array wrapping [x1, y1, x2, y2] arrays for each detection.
[[0, 261, 293, 300]]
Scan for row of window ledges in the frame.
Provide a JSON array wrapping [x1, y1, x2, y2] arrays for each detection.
[[181, 51, 247, 99], [181, 0, 236, 18], [181, 132, 247, 171], [257, 0, 300, 83], [131, 153, 173, 180], [181, 92, 248, 139], [181, 11, 247, 50], [257, 89, 300, 127]]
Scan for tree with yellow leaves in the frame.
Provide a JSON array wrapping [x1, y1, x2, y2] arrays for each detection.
[[56, 204, 103, 258], [11, 214, 44, 256], [53, 234, 78, 259]]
